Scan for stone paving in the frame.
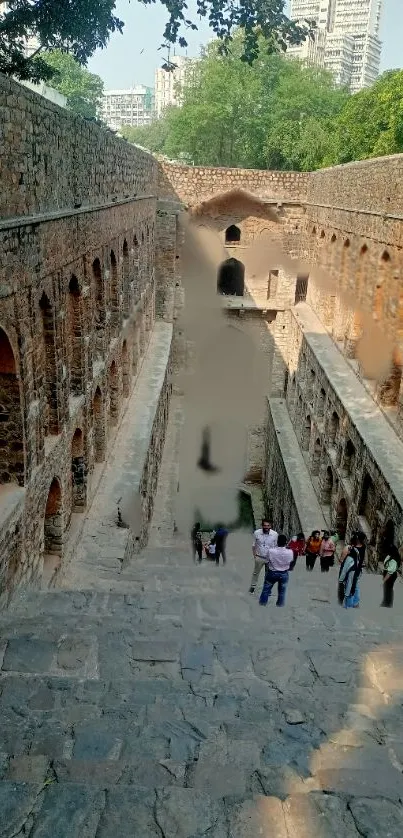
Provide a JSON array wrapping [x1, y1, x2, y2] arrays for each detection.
[[1, 527, 403, 835]]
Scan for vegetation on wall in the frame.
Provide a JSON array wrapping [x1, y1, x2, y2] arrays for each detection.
[[0, 1, 309, 82], [40, 50, 104, 118], [123, 39, 403, 171]]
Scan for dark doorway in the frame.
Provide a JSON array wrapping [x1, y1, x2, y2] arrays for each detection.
[[295, 274, 309, 304], [217, 258, 245, 296], [225, 225, 241, 244]]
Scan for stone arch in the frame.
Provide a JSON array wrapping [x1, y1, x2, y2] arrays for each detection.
[[312, 437, 322, 476], [301, 414, 311, 451], [92, 387, 105, 463], [336, 497, 348, 539], [68, 275, 84, 395], [320, 230, 326, 239], [295, 274, 309, 304], [71, 428, 87, 511], [0, 327, 25, 485], [328, 410, 339, 446], [44, 477, 63, 557], [92, 257, 104, 344], [342, 439, 356, 476], [318, 387, 326, 418], [39, 292, 59, 435], [217, 258, 245, 296], [122, 239, 130, 318], [321, 465, 334, 506], [122, 340, 130, 397], [359, 471, 375, 522], [225, 224, 241, 244], [110, 249, 120, 328], [312, 226, 317, 235], [109, 360, 119, 426]]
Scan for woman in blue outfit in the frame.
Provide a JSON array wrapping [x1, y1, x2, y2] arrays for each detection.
[[338, 536, 361, 608]]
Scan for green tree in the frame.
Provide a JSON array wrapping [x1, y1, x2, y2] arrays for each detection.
[[0, 1, 310, 82], [40, 50, 104, 118], [0, 1, 123, 82], [153, 37, 347, 171], [328, 71, 403, 164], [120, 117, 172, 154]]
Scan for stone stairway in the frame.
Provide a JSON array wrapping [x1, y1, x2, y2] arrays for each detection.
[[1, 539, 403, 836]]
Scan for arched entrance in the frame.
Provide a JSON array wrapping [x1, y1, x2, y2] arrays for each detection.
[[92, 258, 104, 351], [68, 275, 84, 395], [225, 224, 241, 244], [71, 429, 87, 511], [217, 258, 245, 296], [42, 477, 64, 586], [39, 292, 59, 435], [109, 361, 119, 426], [110, 249, 120, 329], [321, 466, 334, 506], [0, 327, 24, 485], [301, 415, 311, 451]]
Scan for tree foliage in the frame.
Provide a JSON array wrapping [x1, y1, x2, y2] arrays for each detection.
[[133, 37, 348, 171], [0, 1, 310, 82], [0, 0, 123, 81], [40, 50, 104, 118]]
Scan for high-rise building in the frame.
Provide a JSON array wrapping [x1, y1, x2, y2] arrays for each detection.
[[155, 55, 196, 118], [100, 87, 155, 131], [288, 0, 383, 92]]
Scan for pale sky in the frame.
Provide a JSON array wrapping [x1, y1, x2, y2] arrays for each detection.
[[88, 0, 402, 89]]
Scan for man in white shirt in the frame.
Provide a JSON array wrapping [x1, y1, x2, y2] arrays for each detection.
[[249, 519, 278, 594], [259, 534, 293, 607]]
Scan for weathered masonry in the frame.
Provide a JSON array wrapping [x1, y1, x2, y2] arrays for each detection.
[[2, 73, 403, 601]]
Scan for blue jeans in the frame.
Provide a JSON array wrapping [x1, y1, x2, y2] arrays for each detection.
[[259, 569, 289, 607], [344, 582, 360, 608]]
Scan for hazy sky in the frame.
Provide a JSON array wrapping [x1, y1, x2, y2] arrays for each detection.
[[88, 0, 402, 89]]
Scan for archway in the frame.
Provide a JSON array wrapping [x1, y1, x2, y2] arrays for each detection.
[[225, 224, 241, 244], [122, 340, 130, 397], [342, 439, 355, 476], [92, 387, 105, 463], [44, 477, 63, 556], [0, 327, 24, 485], [329, 411, 339, 446], [295, 274, 309, 304], [68, 275, 84, 395], [109, 361, 119, 426], [359, 472, 375, 522], [336, 497, 348, 539], [321, 466, 334, 506], [312, 437, 322, 476], [39, 292, 59, 435], [71, 429, 87, 511], [217, 258, 245, 296], [318, 387, 326, 418]]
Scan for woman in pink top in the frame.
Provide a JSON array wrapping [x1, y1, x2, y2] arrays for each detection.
[[319, 531, 336, 573]]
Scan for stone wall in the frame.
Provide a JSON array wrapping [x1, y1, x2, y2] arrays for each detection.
[[0, 74, 174, 603], [158, 161, 309, 206]]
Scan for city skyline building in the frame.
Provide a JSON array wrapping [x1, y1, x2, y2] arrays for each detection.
[[100, 86, 155, 131], [288, 0, 383, 92], [155, 55, 196, 118]]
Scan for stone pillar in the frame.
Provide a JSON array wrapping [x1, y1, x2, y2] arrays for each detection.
[[269, 311, 290, 397]]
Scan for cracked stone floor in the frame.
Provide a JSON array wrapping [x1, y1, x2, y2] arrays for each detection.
[[1, 405, 403, 835]]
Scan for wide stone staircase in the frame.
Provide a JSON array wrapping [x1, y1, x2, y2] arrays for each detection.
[[1, 539, 403, 836]]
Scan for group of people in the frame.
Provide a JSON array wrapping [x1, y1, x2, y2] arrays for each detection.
[[191, 522, 228, 566], [248, 519, 401, 609]]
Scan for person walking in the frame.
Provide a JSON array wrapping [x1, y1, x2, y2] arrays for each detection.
[[381, 545, 401, 608], [339, 531, 366, 606], [259, 534, 293, 607], [305, 530, 322, 571], [249, 519, 278, 594], [338, 536, 360, 608], [215, 524, 229, 565], [287, 532, 306, 570], [191, 522, 203, 563], [319, 531, 336, 572]]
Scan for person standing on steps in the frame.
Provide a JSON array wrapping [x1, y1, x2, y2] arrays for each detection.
[[305, 530, 322, 571], [215, 524, 229, 565], [319, 531, 336, 572], [249, 519, 278, 594], [259, 534, 293, 607], [287, 532, 306, 570], [381, 545, 401, 608], [191, 522, 203, 563], [338, 536, 361, 608]]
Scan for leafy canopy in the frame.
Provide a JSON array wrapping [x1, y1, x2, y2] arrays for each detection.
[[0, 0, 310, 82], [40, 50, 104, 118]]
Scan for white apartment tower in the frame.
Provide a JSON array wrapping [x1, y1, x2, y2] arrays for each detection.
[[100, 87, 155, 131], [155, 55, 195, 118], [289, 0, 383, 92]]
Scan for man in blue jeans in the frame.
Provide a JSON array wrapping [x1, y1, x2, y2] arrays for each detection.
[[259, 534, 293, 607]]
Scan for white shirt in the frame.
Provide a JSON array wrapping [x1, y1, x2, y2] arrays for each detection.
[[253, 528, 278, 560], [268, 546, 293, 572]]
